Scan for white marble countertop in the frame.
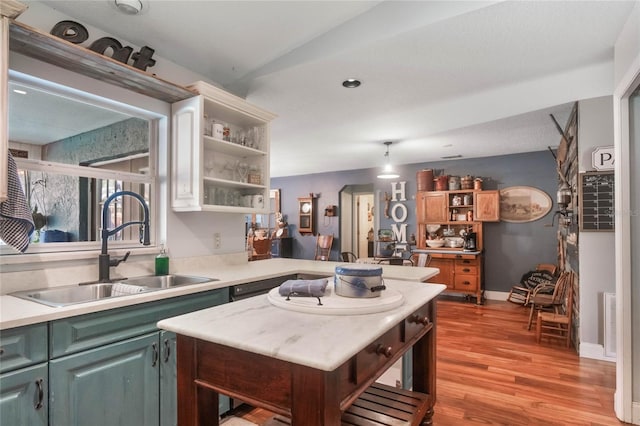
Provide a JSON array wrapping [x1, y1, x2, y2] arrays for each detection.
[[0, 258, 439, 330], [158, 279, 446, 371]]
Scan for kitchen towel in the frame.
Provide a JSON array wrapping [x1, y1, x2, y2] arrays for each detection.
[[278, 278, 328, 297], [111, 283, 148, 296], [0, 151, 34, 252]]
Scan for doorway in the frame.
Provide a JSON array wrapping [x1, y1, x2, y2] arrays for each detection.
[[339, 184, 374, 259]]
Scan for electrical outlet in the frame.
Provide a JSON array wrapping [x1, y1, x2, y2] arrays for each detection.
[[214, 233, 221, 249]]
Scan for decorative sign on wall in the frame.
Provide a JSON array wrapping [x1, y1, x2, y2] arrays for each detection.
[[499, 186, 552, 223], [50, 20, 157, 71], [388, 181, 408, 243], [591, 146, 614, 171], [579, 172, 614, 231]]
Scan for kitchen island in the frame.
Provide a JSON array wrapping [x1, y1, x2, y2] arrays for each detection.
[[158, 278, 446, 425]]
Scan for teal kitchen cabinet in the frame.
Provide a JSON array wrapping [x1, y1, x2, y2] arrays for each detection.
[[49, 333, 159, 426], [48, 288, 229, 425], [0, 363, 48, 426], [0, 288, 230, 425], [0, 323, 48, 426]]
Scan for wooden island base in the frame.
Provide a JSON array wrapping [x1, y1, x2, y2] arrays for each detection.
[[175, 298, 437, 426]]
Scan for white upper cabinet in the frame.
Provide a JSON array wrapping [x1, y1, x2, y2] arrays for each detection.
[[171, 81, 276, 213]]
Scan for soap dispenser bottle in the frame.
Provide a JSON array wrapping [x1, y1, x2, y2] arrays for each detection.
[[155, 244, 169, 276]]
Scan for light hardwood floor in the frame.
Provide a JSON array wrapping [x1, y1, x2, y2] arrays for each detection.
[[232, 298, 625, 425]]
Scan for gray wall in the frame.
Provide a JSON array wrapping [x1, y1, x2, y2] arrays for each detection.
[[631, 89, 640, 402], [272, 150, 559, 293], [577, 96, 616, 350]]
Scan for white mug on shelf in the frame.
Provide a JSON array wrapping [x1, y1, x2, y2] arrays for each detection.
[[253, 194, 264, 209], [213, 123, 224, 139]]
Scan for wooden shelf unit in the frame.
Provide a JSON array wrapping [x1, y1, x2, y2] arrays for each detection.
[[415, 188, 498, 304]]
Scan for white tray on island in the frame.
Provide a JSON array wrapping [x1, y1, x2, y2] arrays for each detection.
[[267, 281, 404, 315]]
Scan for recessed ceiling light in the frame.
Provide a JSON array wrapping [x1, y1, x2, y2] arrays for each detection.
[[342, 79, 361, 88], [114, 0, 142, 15]]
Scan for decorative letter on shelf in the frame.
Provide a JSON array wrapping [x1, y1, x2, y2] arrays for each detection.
[[50, 20, 157, 71]]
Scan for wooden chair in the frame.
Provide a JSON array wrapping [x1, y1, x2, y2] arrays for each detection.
[[536, 263, 558, 275], [527, 271, 571, 330], [340, 251, 358, 262], [537, 272, 575, 347], [410, 253, 431, 267], [314, 234, 333, 261], [507, 264, 558, 306]]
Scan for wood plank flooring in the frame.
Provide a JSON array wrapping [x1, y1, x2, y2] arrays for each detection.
[[230, 298, 624, 425]]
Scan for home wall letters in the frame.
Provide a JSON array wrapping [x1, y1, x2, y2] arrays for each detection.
[[388, 181, 408, 243]]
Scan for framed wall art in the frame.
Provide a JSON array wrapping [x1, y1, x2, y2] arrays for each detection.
[[499, 186, 553, 223]]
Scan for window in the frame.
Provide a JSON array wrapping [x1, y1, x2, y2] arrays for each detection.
[[1, 71, 161, 257]]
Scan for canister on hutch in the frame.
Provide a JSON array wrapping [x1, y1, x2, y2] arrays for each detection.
[[435, 175, 448, 191], [461, 175, 473, 189], [474, 178, 483, 190], [448, 176, 460, 190]]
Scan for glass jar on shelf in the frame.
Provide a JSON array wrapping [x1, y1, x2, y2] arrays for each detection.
[[203, 114, 213, 136], [222, 123, 231, 141]]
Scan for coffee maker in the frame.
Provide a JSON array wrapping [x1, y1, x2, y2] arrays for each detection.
[[463, 231, 477, 251]]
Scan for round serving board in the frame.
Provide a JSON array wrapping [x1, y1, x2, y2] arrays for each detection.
[[267, 281, 404, 315]]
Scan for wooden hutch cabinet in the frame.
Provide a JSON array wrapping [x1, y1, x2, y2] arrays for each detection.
[[415, 188, 499, 304]]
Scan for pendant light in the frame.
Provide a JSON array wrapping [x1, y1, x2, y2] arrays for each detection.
[[377, 141, 400, 179]]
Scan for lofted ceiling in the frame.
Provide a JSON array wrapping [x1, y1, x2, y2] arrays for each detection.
[[17, 0, 637, 177]]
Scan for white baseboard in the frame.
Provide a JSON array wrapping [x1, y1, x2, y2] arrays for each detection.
[[579, 342, 616, 362], [484, 290, 509, 301]]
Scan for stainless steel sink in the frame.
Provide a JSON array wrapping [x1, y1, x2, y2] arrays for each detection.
[[10, 275, 216, 307], [123, 274, 215, 289]]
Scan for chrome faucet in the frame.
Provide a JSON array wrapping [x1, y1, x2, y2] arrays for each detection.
[[98, 191, 150, 283]]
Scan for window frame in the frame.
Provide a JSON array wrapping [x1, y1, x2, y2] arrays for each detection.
[[1, 70, 164, 262]]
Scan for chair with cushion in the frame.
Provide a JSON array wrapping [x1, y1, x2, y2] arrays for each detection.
[[314, 234, 334, 261], [536, 271, 575, 347], [527, 271, 571, 330], [507, 264, 558, 306]]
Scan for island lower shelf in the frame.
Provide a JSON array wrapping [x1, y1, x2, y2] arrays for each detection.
[[273, 382, 430, 425]]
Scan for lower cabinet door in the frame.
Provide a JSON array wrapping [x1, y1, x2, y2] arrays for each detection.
[[159, 331, 176, 426], [49, 333, 159, 426], [0, 363, 48, 426]]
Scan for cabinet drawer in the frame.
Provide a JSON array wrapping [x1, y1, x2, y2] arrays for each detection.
[[455, 256, 479, 266], [454, 275, 478, 291], [356, 325, 402, 384], [454, 264, 477, 275], [0, 324, 48, 373], [404, 304, 434, 344], [50, 289, 228, 358]]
